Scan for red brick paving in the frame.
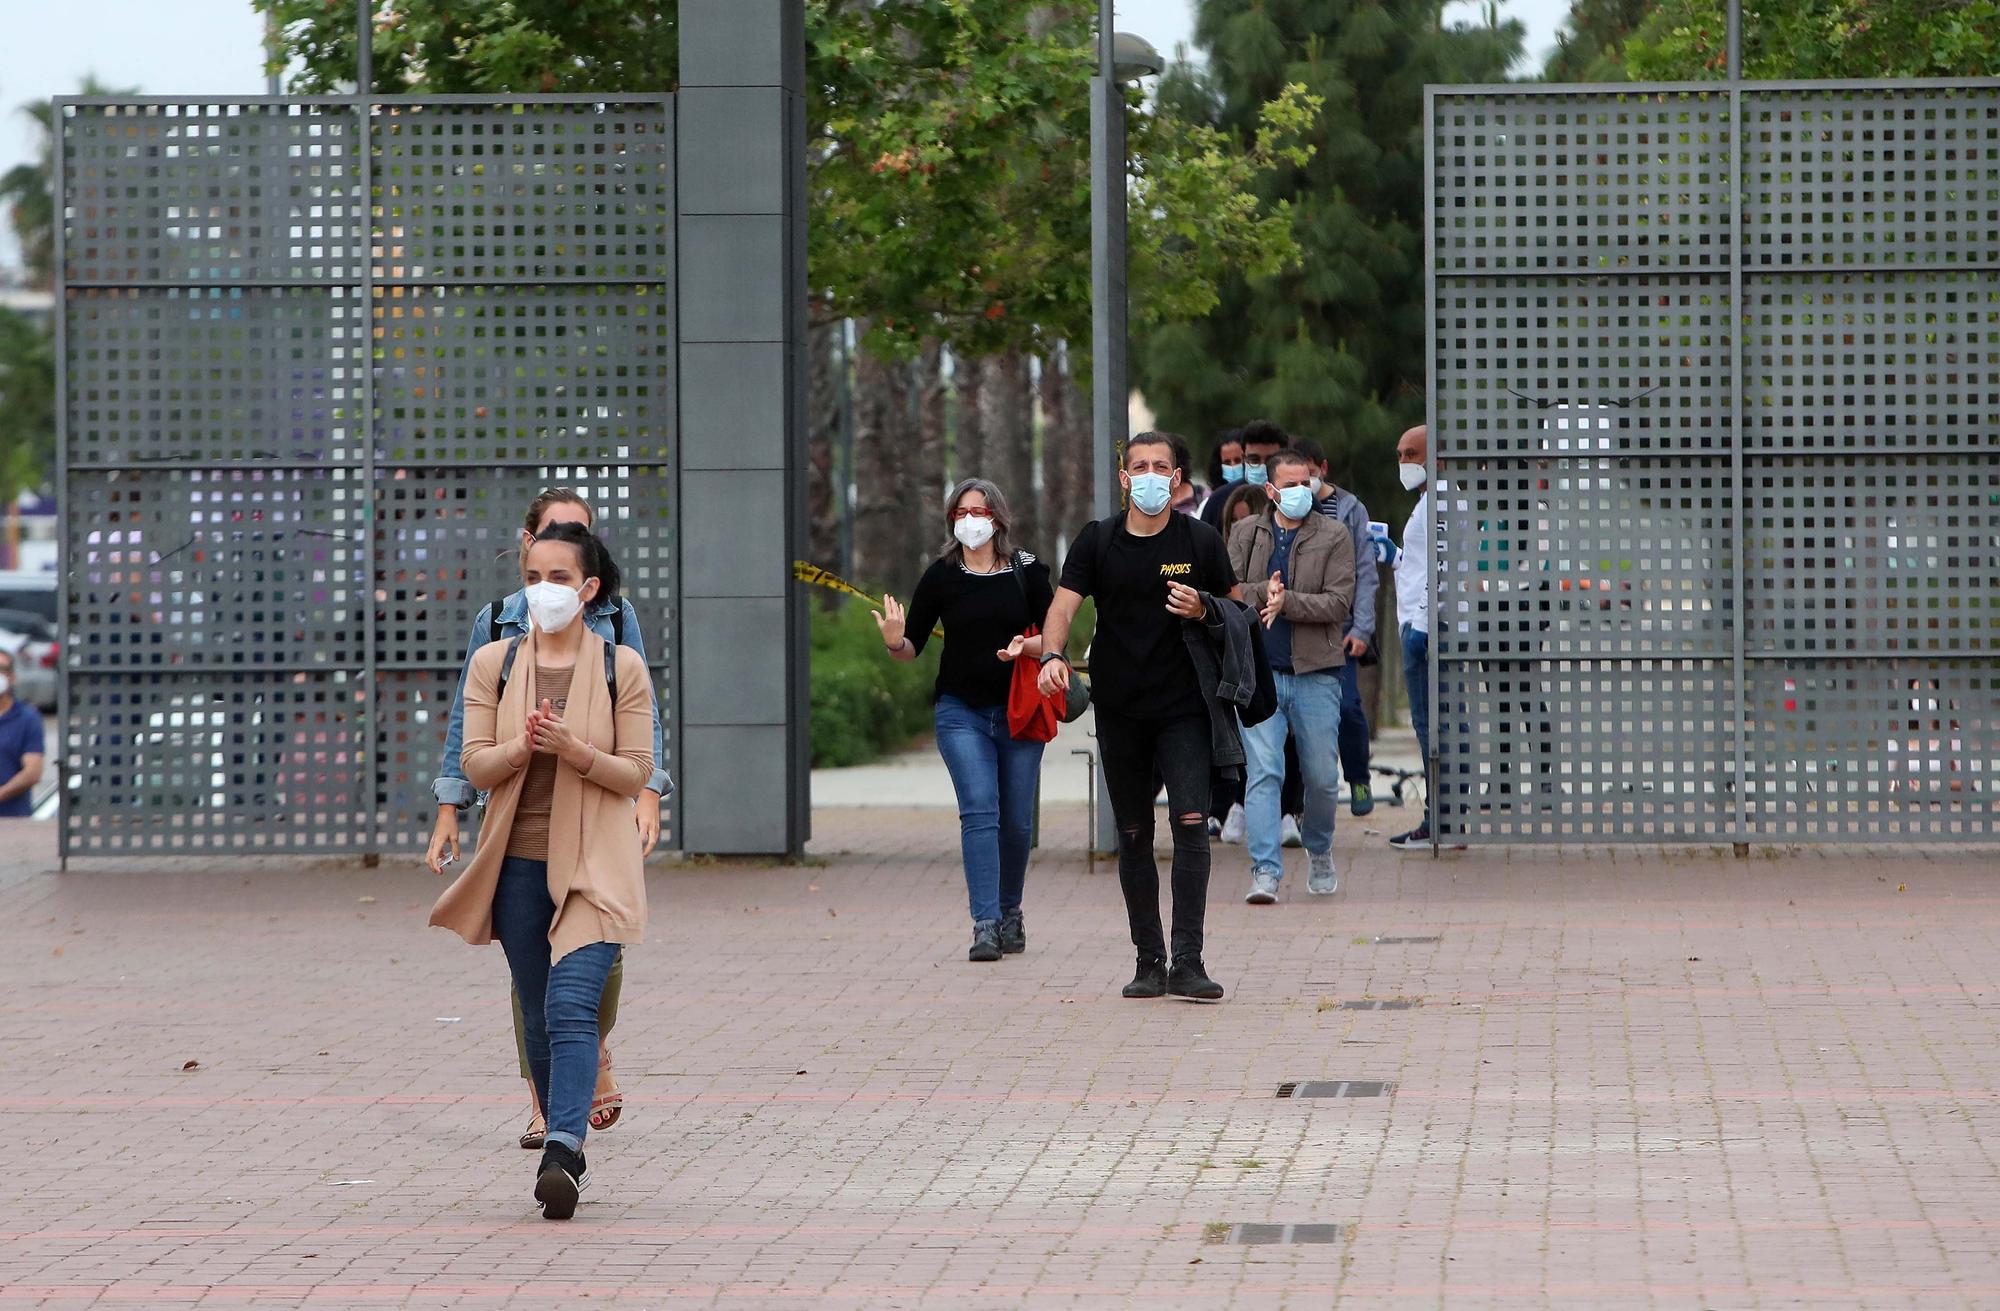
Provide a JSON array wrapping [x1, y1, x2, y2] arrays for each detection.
[[4, 809, 2000, 1308]]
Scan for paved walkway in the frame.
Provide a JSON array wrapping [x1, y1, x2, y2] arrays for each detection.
[[5, 811, 2000, 1308]]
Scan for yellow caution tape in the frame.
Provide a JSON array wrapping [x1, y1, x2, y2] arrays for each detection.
[[793, 561, 945, 639]]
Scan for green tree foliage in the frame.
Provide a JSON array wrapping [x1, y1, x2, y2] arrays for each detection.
[[258, 0, 1316, 361], [1604, 0, 2000, 79], [1543, 0, 1653, 80], [1132, 1, 1519, 516], [0, 308, 55, 500]]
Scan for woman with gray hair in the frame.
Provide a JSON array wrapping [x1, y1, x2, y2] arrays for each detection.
[[873, 478, 1053, 962]]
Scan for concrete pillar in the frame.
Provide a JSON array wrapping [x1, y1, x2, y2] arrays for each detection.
[[676, 0, 809, 855]]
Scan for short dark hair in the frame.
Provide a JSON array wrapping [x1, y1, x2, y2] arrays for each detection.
[[527, 520, 623, 605], [1125, 430, 1180, 469], [1290, 436, 1325, 466], [1269, 447, 1314, 476], [1239, 418, 1289, 450]]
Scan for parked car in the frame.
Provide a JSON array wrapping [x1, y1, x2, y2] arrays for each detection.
[[0, 608, 57, 710], [0, 572, 56, 625]]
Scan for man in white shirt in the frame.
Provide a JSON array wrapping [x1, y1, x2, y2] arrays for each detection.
[[1371, 425, 1435, 848]]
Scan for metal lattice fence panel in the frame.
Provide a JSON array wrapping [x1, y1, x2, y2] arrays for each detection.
[[58, 96, 675, 858], [1429, 82, 1999, 844]]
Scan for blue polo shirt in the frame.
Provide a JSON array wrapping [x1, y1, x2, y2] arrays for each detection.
[[0, 699, 45, 818]]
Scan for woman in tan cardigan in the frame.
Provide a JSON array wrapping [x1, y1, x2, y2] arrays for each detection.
[[430, 522, 654, 1219]]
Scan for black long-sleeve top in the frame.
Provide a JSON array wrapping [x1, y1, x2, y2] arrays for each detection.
[[904, 551, 1055, 708]]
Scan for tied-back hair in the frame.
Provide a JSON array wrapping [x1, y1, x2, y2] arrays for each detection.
[[527, 521, 623, 606], [941, 477, 1015, 567], [523, 487, 592, 537]]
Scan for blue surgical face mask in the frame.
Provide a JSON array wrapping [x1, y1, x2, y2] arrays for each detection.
[[1127, 472, 1173, 515], [1220, 463, 1245, 485], [1275, 485, 1316, 520], [1245, 463, 1269, 487]]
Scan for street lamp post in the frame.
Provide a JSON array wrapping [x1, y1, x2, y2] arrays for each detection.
[[1089, 12, 1163, 529], [1087, 5, 1160, 854]]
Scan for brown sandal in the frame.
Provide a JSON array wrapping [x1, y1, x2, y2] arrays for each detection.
[[519, 1079, 547, 1150], [588, 1044, 623, 1132]]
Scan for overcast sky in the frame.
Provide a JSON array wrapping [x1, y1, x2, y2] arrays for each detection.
[[0, 0, 1572, 270]]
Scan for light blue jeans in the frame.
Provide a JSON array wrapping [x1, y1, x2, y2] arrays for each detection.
[[1242, 670, 1341, 879], [932, 695, 1045, 924]]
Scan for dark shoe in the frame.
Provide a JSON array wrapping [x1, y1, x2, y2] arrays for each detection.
[[1388, 823, 1431, 850], [1350, 782, 1374, 817], [535, 1142, 590, 1220], [969, 919, 1002, 962], [1167, 956, 1225, 1002], [1121, 955, 1167, 998], [998, 910, 1026, 955]]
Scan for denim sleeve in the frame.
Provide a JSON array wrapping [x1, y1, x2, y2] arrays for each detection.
[[1343, 497, 1378, 643], [617, 598, 672, 798], [430, 607, 490, 811]]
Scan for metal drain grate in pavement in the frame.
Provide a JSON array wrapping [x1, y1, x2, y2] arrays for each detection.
[[1210, 1223, 1346, 1245], [1340, 997, 1421, 1010], [1275, 1080, 1395, 1099]]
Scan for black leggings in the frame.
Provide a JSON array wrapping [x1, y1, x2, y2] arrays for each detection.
[[1098, 709, 1212, 962]]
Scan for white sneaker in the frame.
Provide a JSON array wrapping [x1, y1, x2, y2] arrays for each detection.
[[1280, 815, 1303, 848], [1219, 803, 1246, 845], [1307, 849, 1339, 895], [1245, 871, 1281, 904]]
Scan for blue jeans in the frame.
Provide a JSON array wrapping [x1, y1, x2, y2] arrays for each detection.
[[491, 856, 621, 1154], [1337, 658, 1371, 787], [1401, 624, 1431, 829], [1241, 670, 1341, 878], [933, 696, 1045, 925]]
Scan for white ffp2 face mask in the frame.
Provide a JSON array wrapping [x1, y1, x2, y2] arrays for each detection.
[[1398, 462, 1427, 492], [524, 581, 585, 633], [953, 516, 996, 551]]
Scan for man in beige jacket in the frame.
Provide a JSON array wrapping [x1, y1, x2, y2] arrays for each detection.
[[1227, 448, 1356, 904]]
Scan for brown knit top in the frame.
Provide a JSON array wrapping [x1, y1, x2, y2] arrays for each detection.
[[505, 665, 575, 861]]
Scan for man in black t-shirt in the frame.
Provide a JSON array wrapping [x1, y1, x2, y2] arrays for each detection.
[[1037, 433, 1239, 1001]]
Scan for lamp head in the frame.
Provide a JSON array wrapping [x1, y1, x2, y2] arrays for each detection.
[[1112, 31, 1163, 82]]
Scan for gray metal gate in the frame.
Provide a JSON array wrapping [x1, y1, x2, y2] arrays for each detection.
[[1427, 80, 1999, 843], [55, 94, 677, 858]]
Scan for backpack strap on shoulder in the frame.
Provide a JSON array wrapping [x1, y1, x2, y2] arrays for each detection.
[[610, 600, 626, 647], [489, 596, 508, 645], [494, 634, 525, 701]]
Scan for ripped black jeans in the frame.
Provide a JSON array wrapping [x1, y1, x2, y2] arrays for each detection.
[[1097, 708, 1213, 963]]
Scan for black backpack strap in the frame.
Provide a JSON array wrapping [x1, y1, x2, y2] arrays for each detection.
[[610, 600, 626, 647], [489, 596, 508, 645], [494, 634, 525, 701]]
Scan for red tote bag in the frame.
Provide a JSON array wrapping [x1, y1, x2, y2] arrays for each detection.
[[1006, 626, 1061, 743]]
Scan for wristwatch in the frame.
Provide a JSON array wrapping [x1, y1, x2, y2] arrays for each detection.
[[1038, 652, 1069, 666]]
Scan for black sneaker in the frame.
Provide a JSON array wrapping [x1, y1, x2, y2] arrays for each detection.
[[1121, 955, 1168, 998], [998, 910, 1026, 955], [968, 919, 1002, 962], [1388, 823, 1431, 849], [535, 1142, 590, 1220], [1167, 956, 1225, 1002], [1350, 782, 1374, 817]]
